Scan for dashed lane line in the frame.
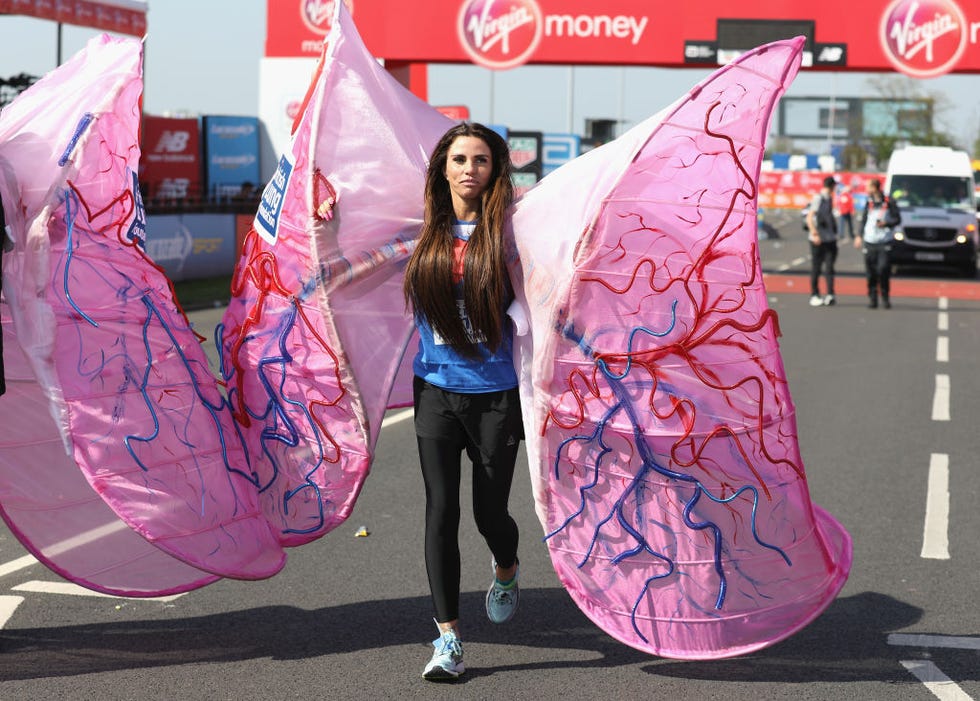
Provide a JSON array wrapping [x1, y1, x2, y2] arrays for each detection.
[[893, 298, 974, 698], [921, 453, 950, 560], [932, 374, 950, 422]]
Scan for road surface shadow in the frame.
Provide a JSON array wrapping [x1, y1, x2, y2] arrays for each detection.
[[0, 589, 936, 684], [644, 590, 950, 684]]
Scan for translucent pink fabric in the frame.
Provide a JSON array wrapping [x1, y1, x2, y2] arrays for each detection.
[[0, 35, 283, 596], [217, 8, 451, 545], [0, 6, 851, 657], [509, 38, 851, 658]]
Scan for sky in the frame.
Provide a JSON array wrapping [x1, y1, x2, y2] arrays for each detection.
[[1, 2, 978, 153]]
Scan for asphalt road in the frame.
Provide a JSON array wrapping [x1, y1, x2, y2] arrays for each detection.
[[2, 212, 980, 700]]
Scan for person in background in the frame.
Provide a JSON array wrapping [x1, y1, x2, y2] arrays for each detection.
[[234, 181, 260, 212], [854, 178, 901, 309], [402, 122, 523, 682], [806, 176, 839, 307], [837, 184, 855, 241]]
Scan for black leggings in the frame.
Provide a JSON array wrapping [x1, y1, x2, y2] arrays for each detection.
[[864, 242, 892, 299], [413, 377, 522, 623], [810, 240, 838, 296]]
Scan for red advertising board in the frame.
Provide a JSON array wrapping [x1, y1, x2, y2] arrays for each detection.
[[0, 0, 147, 36], [758, 170, 885, 209], [266, 0, 980, 77], [435, 105, 471, 121], [140, 116, 202, 204]]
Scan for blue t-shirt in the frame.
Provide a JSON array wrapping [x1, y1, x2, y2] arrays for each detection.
[[413, 222, 518, 393]]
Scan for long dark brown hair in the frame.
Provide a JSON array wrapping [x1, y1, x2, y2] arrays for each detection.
[[403, 123, 514, 357]]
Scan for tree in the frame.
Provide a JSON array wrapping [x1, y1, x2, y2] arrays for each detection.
[[863, 74, 959, 166], [0, 73, 37, 108], [839, 142, 868, 171], [865, 133, 901, 171]]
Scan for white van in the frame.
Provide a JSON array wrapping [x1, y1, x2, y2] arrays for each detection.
[[885, 146, 978, 277]]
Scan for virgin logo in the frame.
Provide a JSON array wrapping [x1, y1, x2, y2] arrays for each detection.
[[301, 0, 353, 36], [457, 0, 543, 70], [879, 0, 967, 77]]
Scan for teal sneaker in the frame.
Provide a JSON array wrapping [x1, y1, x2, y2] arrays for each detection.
[[485, 560, 519, 624], [422, 626, 464, 681]]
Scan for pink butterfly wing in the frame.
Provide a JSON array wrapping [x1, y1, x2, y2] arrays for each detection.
[[218, 3, 451, 545], [511, 38, 852, 659], [0, 35, 284, 594]]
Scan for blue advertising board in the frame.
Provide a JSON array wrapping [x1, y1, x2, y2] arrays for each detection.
[[542, 133, 581, 176], [203, 116, 261, 200]]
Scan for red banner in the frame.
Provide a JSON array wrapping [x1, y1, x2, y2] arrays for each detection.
[[266, 0, 350, 57], [265, 0, 980, 76], [758, 171, 885, 209], [0, 0, 147, 36], [435, 105, 470, 121], [139, 116, 202, 205]]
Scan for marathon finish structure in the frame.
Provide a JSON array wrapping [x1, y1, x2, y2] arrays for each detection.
[[267, 0, 980, 77], [259, 0, 979, 169], [0, 0, 147, 36]]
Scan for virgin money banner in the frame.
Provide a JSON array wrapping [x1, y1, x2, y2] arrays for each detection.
[[265, 0, 980, 77], [0, 0, 147, 36], [140, 116, 203, 204], [266, 0, 349, 57], [203, 116, 261, 199]]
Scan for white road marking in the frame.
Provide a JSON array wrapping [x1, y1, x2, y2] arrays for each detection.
[[0, 409, 415, 576], [381, 408, 413, 428], [0, 595, 25, 629], [937, 311, 948, 331], [936, 336, 949, 363], [889, 633, 980, 650], [11, 580, 184, 602], [921, 453, 950, 560], [45, 519, 130, 558], [932, 374, 950, 422], [776, 258, 808, 271], [0, 412, 417, 584], [0, 519, 134, 579], [0, 554, 39, 578], [899, 660, 973, 701], [938, 296, 949, 310]]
